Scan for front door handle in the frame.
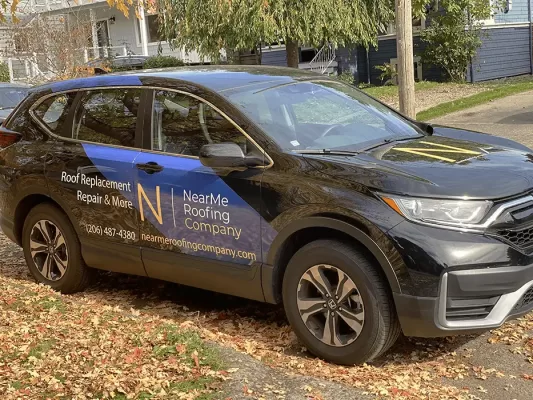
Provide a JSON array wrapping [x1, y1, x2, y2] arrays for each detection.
[[136, 162, 164, 174]]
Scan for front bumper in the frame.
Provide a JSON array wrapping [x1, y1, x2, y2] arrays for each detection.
[[396, 266, 533, 337]]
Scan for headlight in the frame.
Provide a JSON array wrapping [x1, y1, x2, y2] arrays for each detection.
[[381, 195, 492, 227]]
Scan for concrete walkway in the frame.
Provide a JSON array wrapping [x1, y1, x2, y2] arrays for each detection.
[[431, 90, 533, 148]]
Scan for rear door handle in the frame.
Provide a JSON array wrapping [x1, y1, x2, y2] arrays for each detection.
[[136, 162, 164, 174]]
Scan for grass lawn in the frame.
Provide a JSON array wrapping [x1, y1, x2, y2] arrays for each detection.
[[360, 75, 533, 121], [417, 77, 533, 120], [363, 81, 442, 99]]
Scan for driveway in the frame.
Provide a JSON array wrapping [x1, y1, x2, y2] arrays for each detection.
[[431, 90, 533, 147]]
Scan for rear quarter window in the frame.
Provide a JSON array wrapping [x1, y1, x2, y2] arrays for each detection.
[[32, 93, 77, 135]]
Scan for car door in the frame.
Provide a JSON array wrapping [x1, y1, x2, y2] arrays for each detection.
[[39, 87, 146, 276], [134, 88, 267, 298]]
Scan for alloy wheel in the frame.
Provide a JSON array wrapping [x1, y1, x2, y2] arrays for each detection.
[[29, 220, 68, 281], [297, 264, 365, 347]]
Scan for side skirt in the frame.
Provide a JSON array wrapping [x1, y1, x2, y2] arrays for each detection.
[[81, 238, 147, 277], [141, 248, 266, 302]]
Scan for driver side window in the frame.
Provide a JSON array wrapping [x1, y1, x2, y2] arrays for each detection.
[[151, 90, 252, 157]]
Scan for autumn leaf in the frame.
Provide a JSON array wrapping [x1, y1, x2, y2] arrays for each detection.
[[192, 350, 200, 368]]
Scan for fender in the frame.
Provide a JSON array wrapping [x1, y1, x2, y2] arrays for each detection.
[[263, 216, 401, 303], [12, 188, 83, 245], [433, 126, 533, 152]]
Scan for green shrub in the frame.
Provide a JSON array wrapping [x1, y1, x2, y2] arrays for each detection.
[[420, 0, 494, 83], [0, 62, 10, 82], [357, 82, 373, 89], [144, 55, 185, 69], [420, 19, 483, 83], [336, 70, 355, 85], [375, 63, 397, 85]]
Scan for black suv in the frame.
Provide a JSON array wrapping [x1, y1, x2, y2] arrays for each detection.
[[2, 66, 533, 365]]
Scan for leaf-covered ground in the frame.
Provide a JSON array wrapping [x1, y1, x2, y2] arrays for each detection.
[[0, 286, 225, 399], [1, 232, 533, 400]]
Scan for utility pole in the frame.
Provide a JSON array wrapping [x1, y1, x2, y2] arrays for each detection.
[[396, 0, 416, 119]]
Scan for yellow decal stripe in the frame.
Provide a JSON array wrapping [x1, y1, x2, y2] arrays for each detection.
[[394, 148, 480, 154], [391, 141, 482, 163], [418, 141, 482, 155], [392, 148, 457, 163]]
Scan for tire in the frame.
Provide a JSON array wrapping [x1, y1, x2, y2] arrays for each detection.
[[22, 203, 91, 294], [282, 239, 400, 365]]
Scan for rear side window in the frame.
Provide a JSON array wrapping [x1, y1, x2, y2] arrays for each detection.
[[33, 93, 76, 135], [72, 89, 141, 147]]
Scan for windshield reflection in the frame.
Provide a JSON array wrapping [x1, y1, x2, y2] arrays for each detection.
[[225, 80, 423, 152]]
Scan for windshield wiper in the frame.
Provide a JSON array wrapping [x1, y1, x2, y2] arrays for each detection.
[[293, 149, 359, 156], [359, 136, 418, 152]]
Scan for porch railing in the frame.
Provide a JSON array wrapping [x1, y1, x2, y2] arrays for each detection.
[[309, 43, 336, 74], [83, 46, 129, 62]]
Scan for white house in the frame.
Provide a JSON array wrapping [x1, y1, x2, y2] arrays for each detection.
[[1, 0, 207, 82], [3, 0, 337, 82]]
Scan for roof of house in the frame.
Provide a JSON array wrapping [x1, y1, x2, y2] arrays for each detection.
[[37, 65, 324, 94]]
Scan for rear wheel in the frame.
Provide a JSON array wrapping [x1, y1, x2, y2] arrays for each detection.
[[282, 239, 400, 365], [22, 203, 91, 293]]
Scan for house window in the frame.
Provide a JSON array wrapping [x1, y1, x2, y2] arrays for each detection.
[[379, 16, 426, 37], [13, 32, 29, 53], [136, 14, 163, 44], [389, 56, 423, 84]]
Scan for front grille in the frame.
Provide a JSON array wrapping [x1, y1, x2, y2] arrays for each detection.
[[498, 226, 533, 249], [490, 197, 533, 250], [514, 287, 533, 311], [446, 296, 499, 321]]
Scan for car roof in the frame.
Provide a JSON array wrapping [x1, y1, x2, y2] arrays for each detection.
[[34, 65, 326, 94], [0, 82, 31, 88]]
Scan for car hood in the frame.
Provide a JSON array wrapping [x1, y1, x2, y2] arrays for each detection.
[[303, 132, 533, 200], [0, 108, 13, 120]]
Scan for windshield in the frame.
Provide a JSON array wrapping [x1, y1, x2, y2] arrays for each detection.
[[0, 87, 29, 109], [225, 80, 423, 152]]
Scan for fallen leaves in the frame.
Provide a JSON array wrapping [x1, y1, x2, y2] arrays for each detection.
[[1, 229, 533, 400], [0, 276, 225, 399]]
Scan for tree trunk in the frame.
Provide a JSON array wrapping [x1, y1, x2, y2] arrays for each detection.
[[285, 38, 299, 68], [396, 0, 416, 119]]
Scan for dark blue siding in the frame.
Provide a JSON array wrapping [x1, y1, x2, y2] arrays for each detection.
[[261, 49, 287, 67], [342, 37, 444, 85], [471, 26, 531, 82], [336, 46, 360, 82], [366, 39, 398, 84], [415, 39, 445, 82]]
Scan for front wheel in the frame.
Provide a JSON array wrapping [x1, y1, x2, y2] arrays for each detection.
[[22, 203, 91, 294], [282, 239, 400, 365]]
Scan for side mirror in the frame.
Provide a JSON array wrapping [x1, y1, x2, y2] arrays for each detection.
[[416, 121, 434, 135], [199, 143, 263, 169]]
